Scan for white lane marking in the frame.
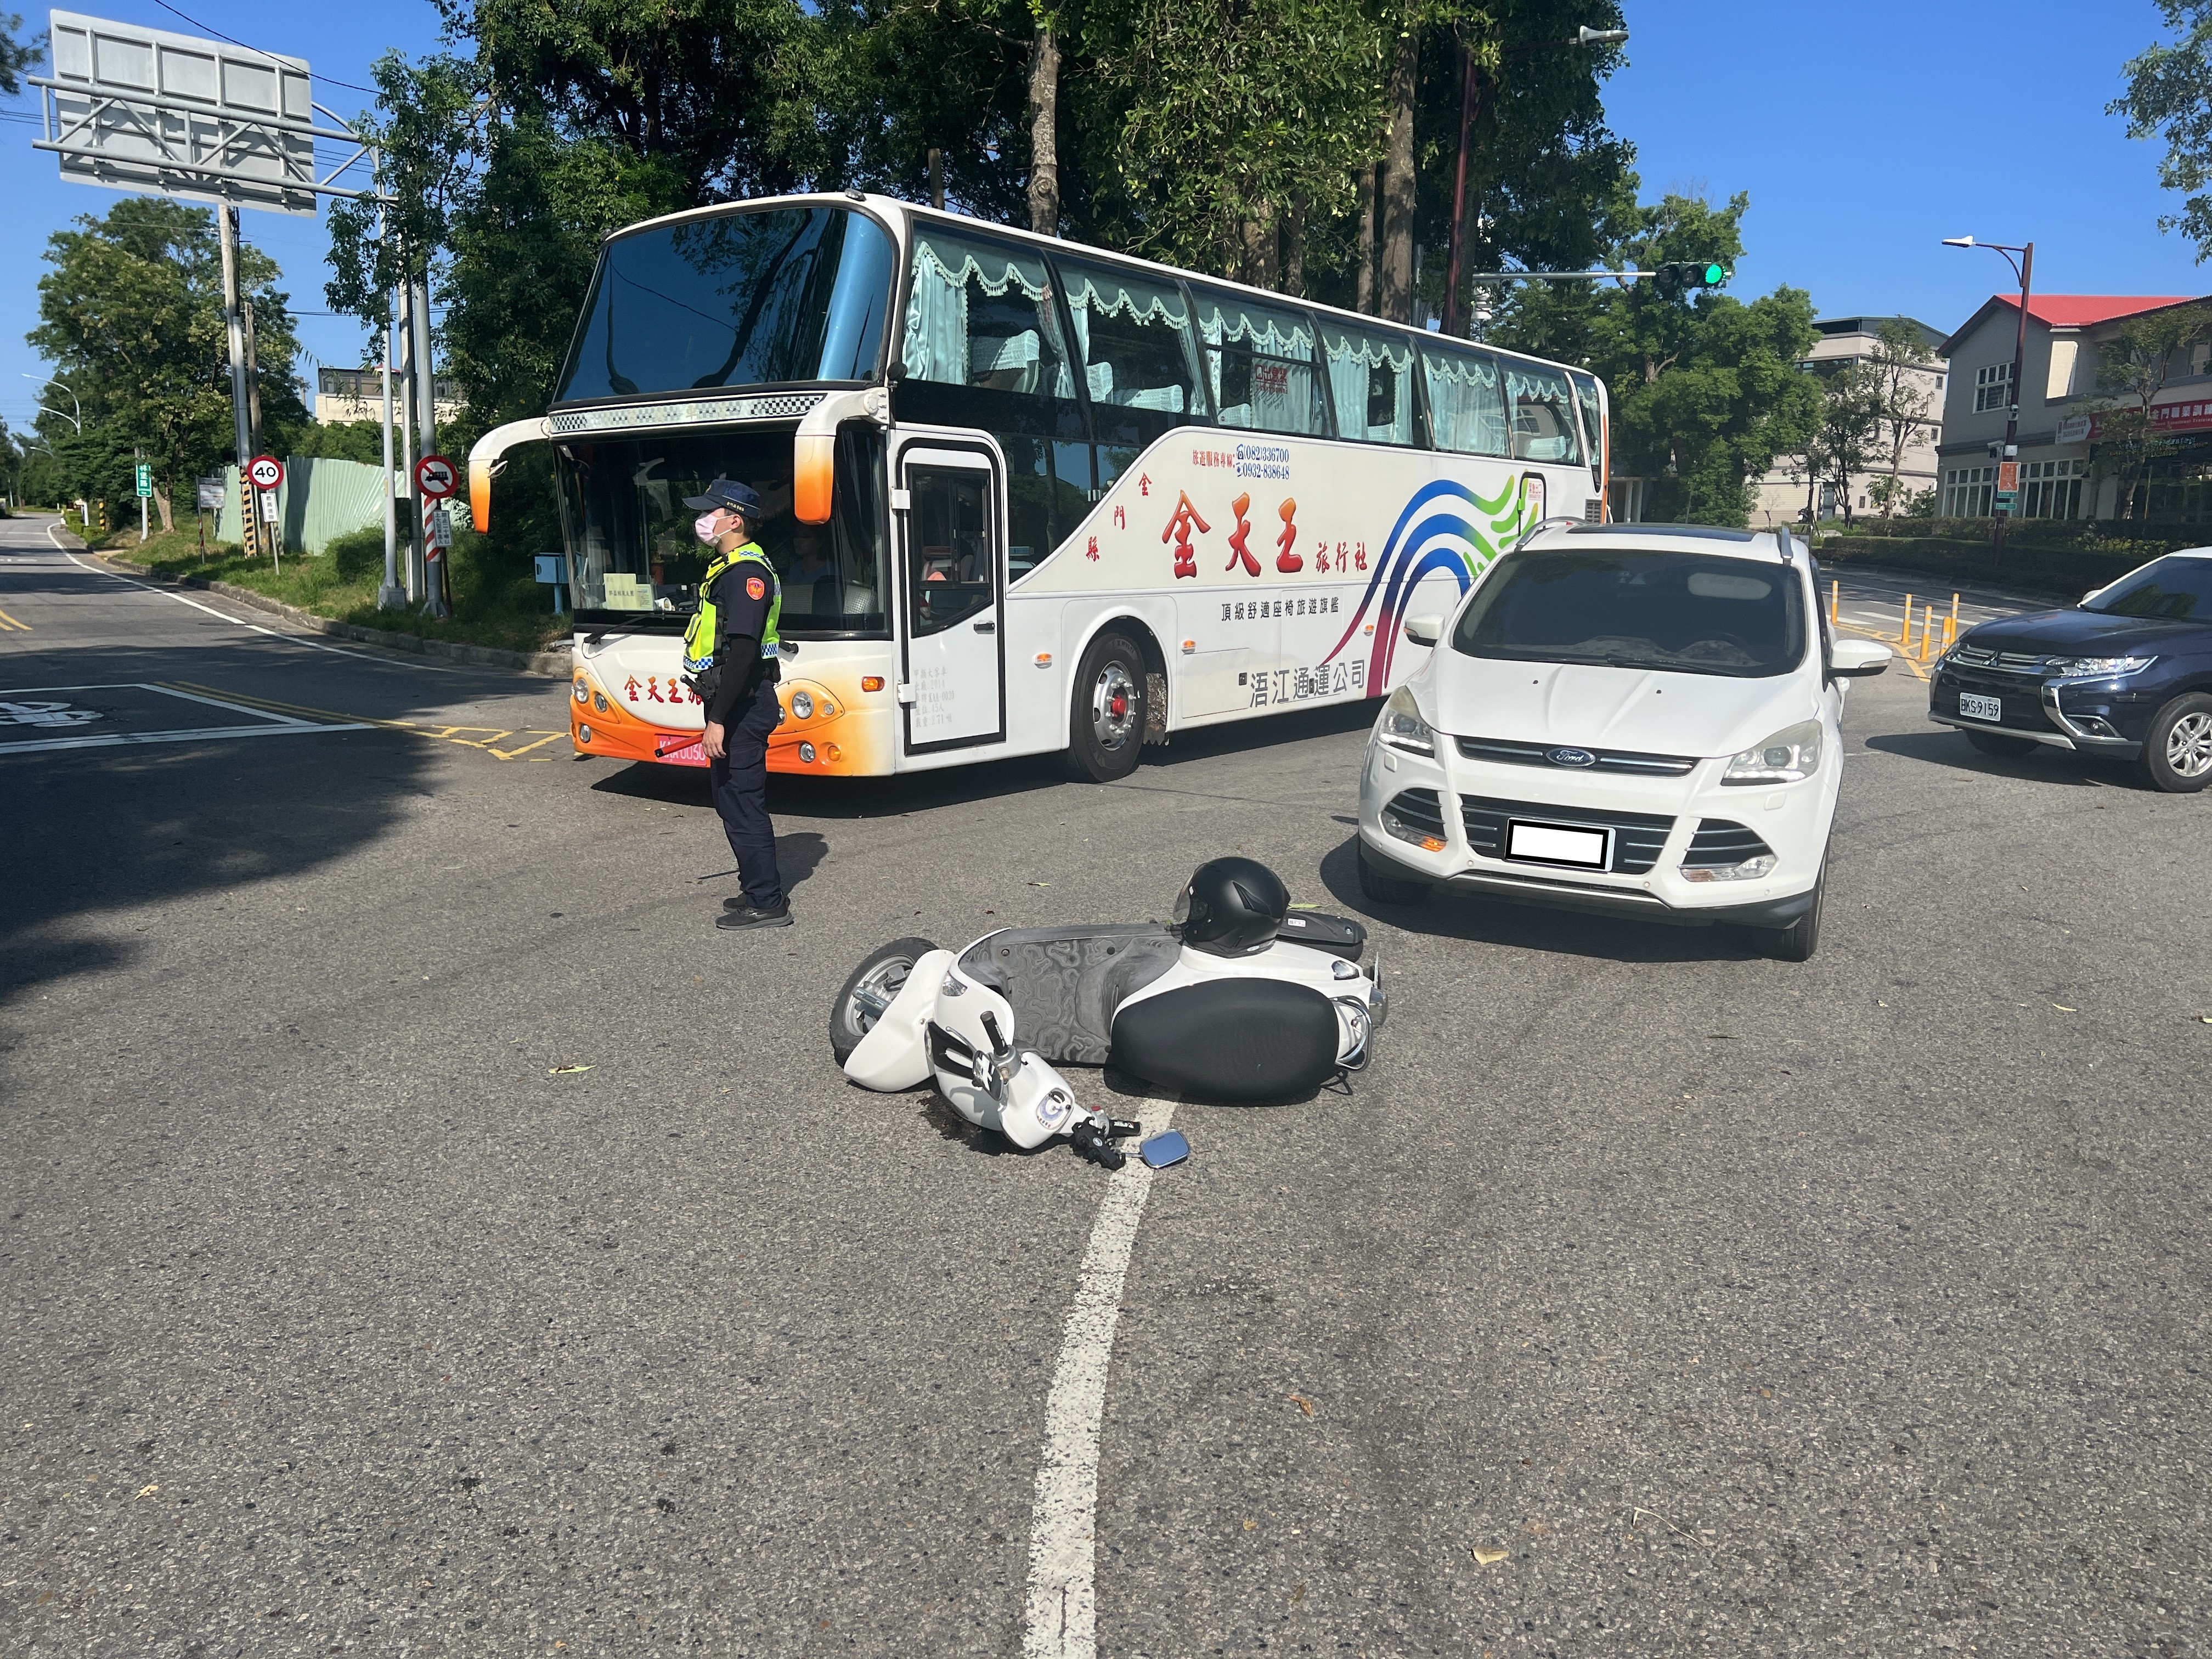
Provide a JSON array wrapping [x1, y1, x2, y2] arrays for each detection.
[[59, 550, 452, 670], [0, 721, 374, 757], [1023, 1103, 1176, 1659]]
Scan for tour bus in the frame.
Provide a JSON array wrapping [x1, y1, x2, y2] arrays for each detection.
[[469, 193, 1610, 782]]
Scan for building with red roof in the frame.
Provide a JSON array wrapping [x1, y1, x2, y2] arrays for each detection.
[[1936, 291, 2211, 521]]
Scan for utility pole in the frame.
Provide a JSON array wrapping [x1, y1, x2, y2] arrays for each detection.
[[1942, 236, 2034, 566], [242, 296, 270, 561], [396, 272, 421, 603], [379, 305, 402, 608], [413, 269, 445, 617], [1442, 25, 1629, 338], [218, 206, 255, 556]]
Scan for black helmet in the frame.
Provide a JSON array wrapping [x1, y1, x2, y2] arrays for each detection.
[[1172, 857, 1289, 956]]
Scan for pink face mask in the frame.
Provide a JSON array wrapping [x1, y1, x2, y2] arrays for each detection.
[[693, 511, 723, 544]]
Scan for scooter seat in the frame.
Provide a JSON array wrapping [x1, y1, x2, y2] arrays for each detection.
[[956, 924, 1181, 1066]]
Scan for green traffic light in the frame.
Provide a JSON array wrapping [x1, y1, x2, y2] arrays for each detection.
[[1702, 262, 1730, 286]]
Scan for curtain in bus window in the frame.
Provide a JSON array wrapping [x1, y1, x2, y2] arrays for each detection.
[[1567, 369, 1605, 489], [1503, 361, 1584, 465], [1420, 344, 1509, 457], [1190, 288, 1327, 436], [1323, 325, 1417, 444], [902, 232, 1075, 398], [1057, 261, 1201, 415]]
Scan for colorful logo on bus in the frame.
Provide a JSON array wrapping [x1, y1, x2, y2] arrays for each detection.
[[1321, 475, 1532, 686]]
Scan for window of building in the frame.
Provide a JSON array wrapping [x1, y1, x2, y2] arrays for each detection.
[[1973, 363, 2013, 414], [2021, 458, 2086, 520], [1942, 465, 1996, 518]]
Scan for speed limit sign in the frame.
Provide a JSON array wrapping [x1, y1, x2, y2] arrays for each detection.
[[415, 454, 458, 500], [247, 455, 284, 492]]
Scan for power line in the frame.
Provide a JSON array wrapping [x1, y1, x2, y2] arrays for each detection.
[[148, 0, 379, 97]]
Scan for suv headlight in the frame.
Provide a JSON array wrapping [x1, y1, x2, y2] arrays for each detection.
[[1378, 686, 1435, 757], [2045, 655, 2154, 679], [1721, 719, 1821, 786]]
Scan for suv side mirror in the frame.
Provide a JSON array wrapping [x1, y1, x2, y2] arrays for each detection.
[[1403, 613, 1445, 647], [1830, 637, 1891, 678], [2080, 589, 2101, 607]]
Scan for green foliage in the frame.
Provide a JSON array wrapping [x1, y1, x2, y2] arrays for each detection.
[[1489, 188, 1818, 526], [28, 198, 306, 526], [289, 420, 391, 465], [0, 8, 43, 96], [2113, 2, 2212, 259]]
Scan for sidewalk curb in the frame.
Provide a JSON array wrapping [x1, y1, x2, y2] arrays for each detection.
[[93, 554, 573, 678]]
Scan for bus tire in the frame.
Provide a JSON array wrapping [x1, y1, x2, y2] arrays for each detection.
[[1064, 630, 1148, 783]]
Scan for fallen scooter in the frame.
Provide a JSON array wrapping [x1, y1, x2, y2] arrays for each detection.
[[830, 858, 1386, 1167]]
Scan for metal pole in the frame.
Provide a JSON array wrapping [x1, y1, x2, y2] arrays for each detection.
[[396, 273, 421, 603], [1994, 242, 2033, 566], [379, 306, 402, 607], [218, 206, 252, 551], [1442, 44, 1479, 338], [243, 296, 275, 572], [413, 270, 445, 617]]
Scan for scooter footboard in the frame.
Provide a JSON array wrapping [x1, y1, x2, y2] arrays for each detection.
[[1109, 978, 1341, 1104]]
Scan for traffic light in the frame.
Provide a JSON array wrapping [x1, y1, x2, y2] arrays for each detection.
[[1650, 260, 1733, 300]]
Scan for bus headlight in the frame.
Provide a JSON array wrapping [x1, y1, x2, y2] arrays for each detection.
[[790, 690, 815, 719]]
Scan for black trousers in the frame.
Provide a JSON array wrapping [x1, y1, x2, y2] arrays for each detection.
[[709, 674, 785, 910]]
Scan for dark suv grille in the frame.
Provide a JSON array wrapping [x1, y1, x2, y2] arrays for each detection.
[[1383, 788, 1447, 839], [1455, 736, 1698, 776], [1459, 795, 1675, 874], [1683, 820, 1774, 868], [1948, 645, 2047, 674]]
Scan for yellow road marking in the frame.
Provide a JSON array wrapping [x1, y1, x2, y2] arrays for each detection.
[[167, 681, 569, 760], [0, 607, 31, 631]]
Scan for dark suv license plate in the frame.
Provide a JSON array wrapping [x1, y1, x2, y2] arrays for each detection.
[[1957, 691, 2002, 723]]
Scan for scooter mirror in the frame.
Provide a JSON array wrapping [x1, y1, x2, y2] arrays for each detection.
[[1138, 1131, 1190, 1170]]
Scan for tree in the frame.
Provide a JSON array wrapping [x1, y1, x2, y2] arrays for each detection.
[[29, 198, 306, 532], [0, 9, 43, 95], [2094, 301, 2212, 517], [1863, 319, 1938, 521], [1791, 363, 1884, 528], [1489, 188, 1819, 526], [2113, 3, 2212, 260]]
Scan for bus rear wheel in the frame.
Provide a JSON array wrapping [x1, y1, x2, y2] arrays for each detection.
[[1065, 630, 1148, 783]]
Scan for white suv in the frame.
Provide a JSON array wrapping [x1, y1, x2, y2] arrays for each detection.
[[1355, 522, 1890, 961]]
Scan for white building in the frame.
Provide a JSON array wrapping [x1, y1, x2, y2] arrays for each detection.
[[315, 365, 460, 427], [1933, 291, 2206, 522], [1752, 315, 1948, 528]]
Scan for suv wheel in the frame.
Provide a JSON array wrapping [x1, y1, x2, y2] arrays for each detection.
[[2136, 692, 2212, 794], [1357, 840, 1430, 906], [1748, 864, 1824, 963]]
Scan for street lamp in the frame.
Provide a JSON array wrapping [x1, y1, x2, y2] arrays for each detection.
[[1943, 234, 2033, 563], [1442, 25, 1630, 337], [20, 373, 83, 434]]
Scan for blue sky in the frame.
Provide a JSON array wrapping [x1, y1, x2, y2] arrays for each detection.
[[2, 0, 2205, 439]]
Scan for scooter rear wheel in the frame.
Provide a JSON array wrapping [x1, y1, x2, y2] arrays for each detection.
[[831, 937, 939, 1064]]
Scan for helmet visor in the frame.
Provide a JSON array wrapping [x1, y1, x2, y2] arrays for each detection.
[[1171, 880, 1194, 924]]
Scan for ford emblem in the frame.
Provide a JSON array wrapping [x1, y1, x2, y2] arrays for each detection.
[[1546, 746, 1598, 768]]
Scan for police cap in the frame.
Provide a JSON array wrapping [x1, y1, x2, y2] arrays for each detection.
[[681, 477, 765, 515]]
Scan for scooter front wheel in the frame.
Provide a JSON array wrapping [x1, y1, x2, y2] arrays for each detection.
[[831, 936, 940, 1064]]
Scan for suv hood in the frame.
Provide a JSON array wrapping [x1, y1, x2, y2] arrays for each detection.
[[1960, 607, 2196, 657], [1423, 654, 1814, 760]]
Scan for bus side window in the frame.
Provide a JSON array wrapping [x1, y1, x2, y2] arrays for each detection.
[[1420, 342, 1509, 457], [1502, 361, 1584, 465], [1055, 255, 1202, 499], [1323, 324, 1418, 444], [1189, 287, 1329, 438]]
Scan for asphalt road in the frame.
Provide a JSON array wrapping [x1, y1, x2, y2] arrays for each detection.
[[4, 511, 2208, 1657]]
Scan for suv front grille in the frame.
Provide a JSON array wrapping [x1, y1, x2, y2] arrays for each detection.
[[1455, 736, 1697, 776], [1948, 645, 2046, 674], [1459, 795, 1675, 874], [1683, 820, 1774, 868]]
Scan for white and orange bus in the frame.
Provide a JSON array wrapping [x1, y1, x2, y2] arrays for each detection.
[[469, 193, 1610, 782]]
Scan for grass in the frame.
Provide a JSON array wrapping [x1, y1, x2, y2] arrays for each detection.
[[112, 513, 570, 657]]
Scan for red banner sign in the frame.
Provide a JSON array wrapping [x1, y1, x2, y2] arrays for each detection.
[[2087, 399, 2212, 441]]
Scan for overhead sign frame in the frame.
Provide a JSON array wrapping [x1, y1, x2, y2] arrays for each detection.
[[30, 9, 379, 213]]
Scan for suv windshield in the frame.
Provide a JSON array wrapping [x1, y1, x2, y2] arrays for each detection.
[[2084, 555, 2212, 620], [556, 205, 894, 403], [1453, 547, 1807, 678]]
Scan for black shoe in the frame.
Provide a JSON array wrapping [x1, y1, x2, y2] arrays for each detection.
[[716, 902, 792, 931]]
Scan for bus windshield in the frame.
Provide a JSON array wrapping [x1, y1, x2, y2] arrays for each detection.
[[556, 205, 895, 403], [556, 426, 889, 636]]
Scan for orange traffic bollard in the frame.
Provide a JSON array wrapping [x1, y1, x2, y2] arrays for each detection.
[[1830, 579, 1840, 627], [1901, 593, 1915, 651]]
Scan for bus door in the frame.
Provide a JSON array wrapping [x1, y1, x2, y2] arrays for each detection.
[[897, 445, 1006, 752]]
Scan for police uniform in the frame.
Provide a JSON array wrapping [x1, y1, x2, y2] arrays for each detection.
[[680, 479, 789, 930]]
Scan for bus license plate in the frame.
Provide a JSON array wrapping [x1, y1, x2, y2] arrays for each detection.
[[1958, 692, 2002, 723]]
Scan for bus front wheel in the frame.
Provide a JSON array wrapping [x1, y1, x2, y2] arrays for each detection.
[[1065, 631, 1148, 783]]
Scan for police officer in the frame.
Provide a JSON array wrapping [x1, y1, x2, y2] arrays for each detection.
[[680, 478, 791, 932]]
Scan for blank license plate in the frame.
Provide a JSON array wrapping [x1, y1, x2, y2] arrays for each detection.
[[1507, 820, 1610, 869], [1957, 692, 2003, 723]]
